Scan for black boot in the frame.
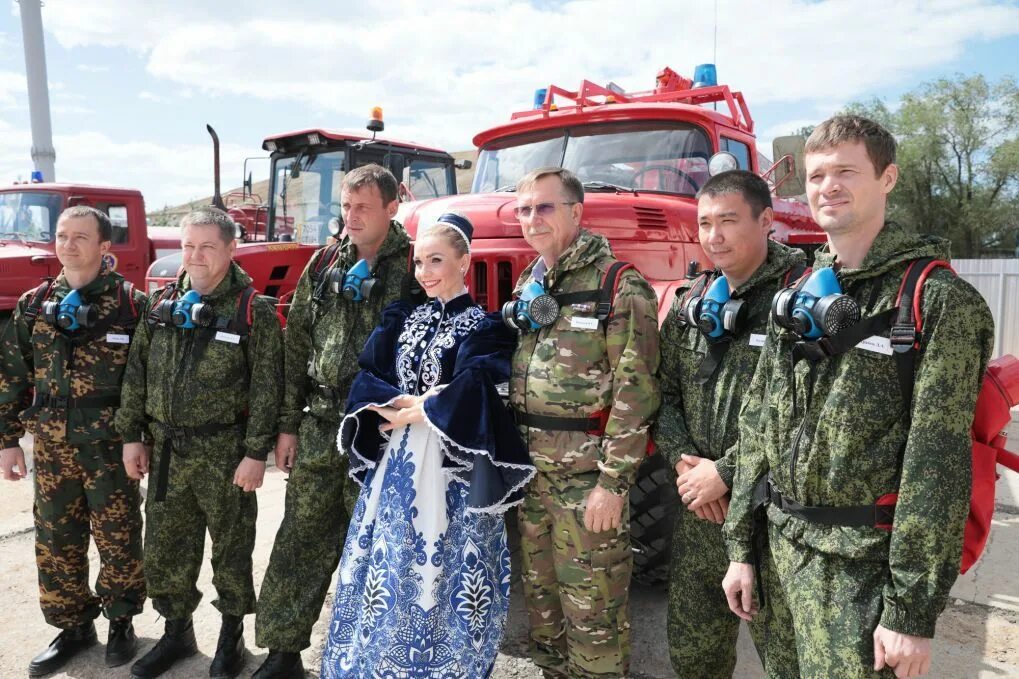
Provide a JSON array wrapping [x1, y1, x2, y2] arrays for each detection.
[[28, 622, 98, 677], [251, 650, 304, 679], [209, 614, 245, 678], [130, 618, 198, 678], [106, 617, 138, 667]]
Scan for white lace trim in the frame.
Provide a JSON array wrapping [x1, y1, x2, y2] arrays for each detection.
[[338, 396, 404, 486]]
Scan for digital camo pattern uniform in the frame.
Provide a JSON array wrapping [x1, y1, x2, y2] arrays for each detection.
[[0, 267, 146, 628], [256, 222, 412, 653], [656, 240, 804, 679], [723, 223, 994, 678], [510, 229, 661, 678], [115, 261, 283, 620]]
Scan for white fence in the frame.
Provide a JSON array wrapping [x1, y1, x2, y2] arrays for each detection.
[[953, 259, 1019, 359]]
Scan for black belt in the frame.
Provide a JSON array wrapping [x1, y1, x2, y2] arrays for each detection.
[[150, 418, 244, 502], [766, 478, 896, 529], [513, 409, 608, 435], [748, 475, 896, 609], [31, 393, 120, 410]]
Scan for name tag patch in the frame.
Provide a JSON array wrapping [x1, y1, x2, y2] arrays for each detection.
[[856, 335, 893, 356], [106, 333, 130, 344], [749, 333, 766, 347], [570, 316, 600, 331], [215, 331, 241, 344]]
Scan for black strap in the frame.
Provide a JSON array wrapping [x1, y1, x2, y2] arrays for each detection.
[[31, 393, 120, 410], [22, 280, 54, 325], [766, 477, 895, 528], [694, 338, 733, 385], [150, 418, 245, 502], [513, 408, 607, 435], [791, 309, 896, 364], [782, 262, 810, 288], [223, 286, 257, 337], [551, 260, 633, 321], [310, 243, 342, 282]]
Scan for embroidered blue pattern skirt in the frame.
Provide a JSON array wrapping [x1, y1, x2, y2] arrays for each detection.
[[321, 422, 511, 679]]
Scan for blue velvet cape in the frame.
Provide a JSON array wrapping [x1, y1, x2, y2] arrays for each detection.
[[339, 293, 533, 512]]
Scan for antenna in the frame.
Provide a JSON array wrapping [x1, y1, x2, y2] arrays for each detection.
[[713, 0, 718, 111]]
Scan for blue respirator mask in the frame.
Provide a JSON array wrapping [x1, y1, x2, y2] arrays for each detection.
[[327, 258, 377, 302], [501, 280, 561, 332], [681, 275, 747, 340], [41, 289, 98, 331], [771, 267, 860, 339], [152, 289, 216, 329]]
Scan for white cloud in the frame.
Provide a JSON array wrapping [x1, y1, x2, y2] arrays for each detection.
[[0, 124, 252, 209], [26, 0, 1019, 150], [75, 64, 110, 73]]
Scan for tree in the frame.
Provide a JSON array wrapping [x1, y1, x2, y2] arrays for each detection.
[[846, 76, 1019, 258]]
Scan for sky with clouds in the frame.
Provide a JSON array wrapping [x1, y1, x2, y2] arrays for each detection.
[[1, 0, 1018, 210]]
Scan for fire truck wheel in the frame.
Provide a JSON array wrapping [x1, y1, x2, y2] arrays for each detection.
[[629, 452, 679, 585]]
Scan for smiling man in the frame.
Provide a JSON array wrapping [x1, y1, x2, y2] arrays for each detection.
[[509, 167, 660, 678], [116, 207, 284, 679], [254, 164, 415, 679], [655, 171, 804, 678], [0, 206, 147, 677], [722, 116, 994, 679]]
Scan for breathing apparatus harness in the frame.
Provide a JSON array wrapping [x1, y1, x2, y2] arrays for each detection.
[[147, 283, 257, 338], [748, 258, 958, 605], [507, 260, 632, 436], [676, 263, 807, 385], [21, 277, 141, 412]]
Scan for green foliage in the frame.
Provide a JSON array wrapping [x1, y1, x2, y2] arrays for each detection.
[[846, 75, 1019, 258]]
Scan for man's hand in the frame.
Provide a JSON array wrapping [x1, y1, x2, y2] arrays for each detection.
[[275, 433, 298, 473], [0, 446, 28, 481], [122, 442, 149, 481], [692, 496, 730, 524], [674, 456, 695, 477], [677, 454, 729, 510], [234, 458, 266, 493], [722, 561, 758, 621], [584, 484, 625, 533], [874, 624, 932, 678]]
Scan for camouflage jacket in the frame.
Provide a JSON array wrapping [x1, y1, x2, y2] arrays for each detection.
[[279, 221, 412, 431], [0, 267, 147, 447], [655, 240, 806, 487], [509, 229, 661, 494], [723, 222, 994, 638], [114, 261, 284, 461]]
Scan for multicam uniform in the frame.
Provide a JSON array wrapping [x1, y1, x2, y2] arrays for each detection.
[[255, 222, 412, 653], [0, 267, 146, 629], [724, 223, 994, 678], [510, 229, 660, 678], [655, 240, 803, 679], [115, 261, 283, 621]]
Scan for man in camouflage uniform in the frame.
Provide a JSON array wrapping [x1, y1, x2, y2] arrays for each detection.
[[254, 164, 413, 678], [116, 207, 284, 679], [0, 206, 146, 676], [722, 116, 995, 679], [656, 171, 803, 678], [509, 167, 660, 678]]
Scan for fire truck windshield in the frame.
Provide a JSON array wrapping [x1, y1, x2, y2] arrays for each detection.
[[0, 191, 62, 242], [271, 149, 346, 245], [473, 121, 713, 197]]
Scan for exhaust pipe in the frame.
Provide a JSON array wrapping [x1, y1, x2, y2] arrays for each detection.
[[207, 124, 226, 210]]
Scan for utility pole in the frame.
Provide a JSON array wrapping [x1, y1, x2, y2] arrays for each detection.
[[18, 0, 56, 182]]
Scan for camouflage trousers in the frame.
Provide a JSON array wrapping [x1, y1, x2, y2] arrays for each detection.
[[518, 470, 631, 678], [668, 507, 798, 679], [255, 413, 358, 652], [33, 439, 145, 628], [768, 522, 896, 679], [144, 431, 257, 620]]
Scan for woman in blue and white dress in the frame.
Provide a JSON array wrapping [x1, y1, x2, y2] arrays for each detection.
[[321, 212, 534, 679]]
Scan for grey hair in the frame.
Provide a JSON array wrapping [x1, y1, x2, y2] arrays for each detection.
[[179, 207, 236, 243]]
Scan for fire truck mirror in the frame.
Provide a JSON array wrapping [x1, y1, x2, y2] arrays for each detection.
[[772, 135, 807, 198]]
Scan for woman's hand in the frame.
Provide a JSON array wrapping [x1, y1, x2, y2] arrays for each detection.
[[369, 402, 426, 432]]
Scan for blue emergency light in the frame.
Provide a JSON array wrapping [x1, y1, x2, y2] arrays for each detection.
[[533, 88, 548, 109], [693, 64, 717, 88], [30, 170, 43, 183]]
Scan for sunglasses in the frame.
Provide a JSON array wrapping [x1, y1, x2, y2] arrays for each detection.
[[513, 201, 577, 220]]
